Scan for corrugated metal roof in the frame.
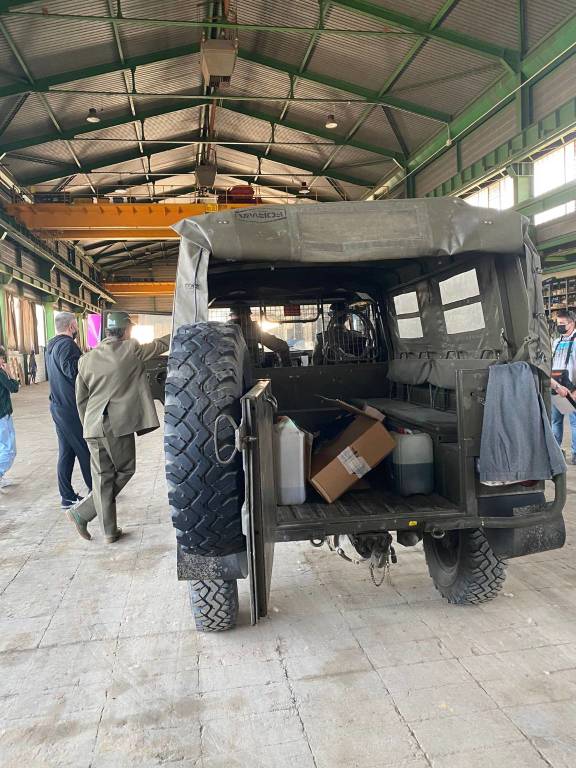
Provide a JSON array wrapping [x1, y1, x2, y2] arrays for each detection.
[[526, 0, 575, 50], [354, 107, 404, 154], [227, 57, 291, 98], [1, 0, 573, 255], [272, 124, 335, 166], [329, 180, 369, 200], [239, 29, 311, 68], [215, 108, 272, 144], [0, 36, 22, 86], [357, 0, 452, 24], [3, 138, 79, 185], [44, 91, 132, 132], [382, 109, 440, 152], [391, 39, 502, 114], [441, 0, 519, 50], [93, 154, 149, 175], [308, 6, 417, 92], [148, 145, 195, 171], [142, 105, 202, 140], [0, 93, 57, 143], [117, 0, 201, 56], [2, 0, 118, 81], [327, 145, 395, 183], [135, 53, 203, 93], [239, 0, 320, 27], [284, 79, 370, 142]]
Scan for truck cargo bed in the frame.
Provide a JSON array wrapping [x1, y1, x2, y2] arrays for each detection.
[[276, 488, 458, 542]]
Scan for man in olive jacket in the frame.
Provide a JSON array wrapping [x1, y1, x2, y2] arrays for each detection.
[[67, 311, 169, 542]]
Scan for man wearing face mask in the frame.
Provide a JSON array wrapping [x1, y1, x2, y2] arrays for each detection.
[[551, 309, 576, 464], [46, 312, 92, 509]]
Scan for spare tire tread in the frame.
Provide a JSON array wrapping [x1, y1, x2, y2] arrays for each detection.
[[165, 323, 249, 556]]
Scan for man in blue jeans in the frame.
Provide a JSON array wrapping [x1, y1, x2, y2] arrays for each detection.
[[551, 309, 576, 464], [0, 348, 19, 487]]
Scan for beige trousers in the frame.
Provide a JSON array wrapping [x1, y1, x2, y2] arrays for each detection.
[[75, 416, 136, 536]]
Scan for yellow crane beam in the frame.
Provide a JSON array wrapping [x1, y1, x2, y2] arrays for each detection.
[[105, 281, 175, 297], [5, 202, 252, 240]]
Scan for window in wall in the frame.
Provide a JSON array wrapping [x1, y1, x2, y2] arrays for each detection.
[[533, 141, 576, 225], [13, 296, 22, 350], [35, 305, 46, 348], [393, 291, 423, 338], [439, 268, 485, 334], [463, 175, 514, 210]]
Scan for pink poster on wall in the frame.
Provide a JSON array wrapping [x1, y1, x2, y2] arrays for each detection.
[[86, 314, 102, 348]]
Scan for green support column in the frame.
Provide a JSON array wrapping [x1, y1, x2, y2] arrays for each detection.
[[43, 300, 56, 341], [405, 173, 416, 198], [514, 173, 533, 205]]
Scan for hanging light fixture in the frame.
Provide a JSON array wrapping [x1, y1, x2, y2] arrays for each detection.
[[86, 107, 101, 124], [298, 181, 310, 196], [325, 113, 338, 129]]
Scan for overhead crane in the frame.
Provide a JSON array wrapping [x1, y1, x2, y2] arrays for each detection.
[[5, 201, 253, 241]]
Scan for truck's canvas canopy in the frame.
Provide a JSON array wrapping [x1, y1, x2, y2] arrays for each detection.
[[172, 199, 550, 374], [173, 199, 526, 263]]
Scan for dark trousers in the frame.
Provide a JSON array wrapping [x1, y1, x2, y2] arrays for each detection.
[[51, 405, 93, 502]]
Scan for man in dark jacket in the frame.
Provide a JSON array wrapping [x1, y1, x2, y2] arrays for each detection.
[[0, 347, 19, 488], [229, 303, 291, 366], [46, 312, 92, 509]]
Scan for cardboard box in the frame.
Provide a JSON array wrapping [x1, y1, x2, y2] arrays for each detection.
[[309, 399, 396, 503]]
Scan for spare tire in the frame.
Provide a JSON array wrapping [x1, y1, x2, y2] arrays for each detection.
[[165, 322, 251, 556]]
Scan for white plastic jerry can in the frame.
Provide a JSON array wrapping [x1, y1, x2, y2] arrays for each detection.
[[392, 432, 434, 497], [273, 417, 311, 505]]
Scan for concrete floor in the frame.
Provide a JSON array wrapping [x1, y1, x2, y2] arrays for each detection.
[[2, 385, 576, 768]]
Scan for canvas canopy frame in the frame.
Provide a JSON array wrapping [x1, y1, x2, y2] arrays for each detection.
[[172, 199, 550, 375]]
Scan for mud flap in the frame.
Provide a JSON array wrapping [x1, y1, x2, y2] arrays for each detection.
[[240, 380, 277, 625], [485, 517, 566, 560]]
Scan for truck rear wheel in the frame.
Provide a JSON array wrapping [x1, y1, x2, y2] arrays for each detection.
[[188, 580, 239, 632], [165, 322, 250, 556], [424, 528, 506, 604]]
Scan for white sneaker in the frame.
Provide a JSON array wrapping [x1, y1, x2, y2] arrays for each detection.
[[0, 477, 14, 489]]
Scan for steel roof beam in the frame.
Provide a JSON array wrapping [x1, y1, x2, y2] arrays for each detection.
[[313, 0, 462, 184], [23, 143, 191, 185], [0, 98, 402, 161], [0, 18, 97, 195], [0, 101, 210, 154], [365, 12, 576, 199], [0, 45, 449, 123], [0, 43, 201, 100], [2, 5, 519, 69], [0, 103, 402, 159], [105, 0, 152, 199], [331, 0, 519, 69], [22, 139, 371, 188]]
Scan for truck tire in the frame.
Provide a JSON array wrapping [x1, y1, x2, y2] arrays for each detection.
[[188, 580, 239, 632], [165, 323, 250, 556], [424, 529, 506, 604]]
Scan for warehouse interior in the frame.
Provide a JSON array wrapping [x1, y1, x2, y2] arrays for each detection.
[[1, 1, 576, 766]]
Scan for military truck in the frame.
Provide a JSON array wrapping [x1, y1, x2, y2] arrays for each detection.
[[163, 199, 566, 632]]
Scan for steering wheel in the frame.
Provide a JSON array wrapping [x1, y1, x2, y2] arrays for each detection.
[[323, 309, 377, 362]]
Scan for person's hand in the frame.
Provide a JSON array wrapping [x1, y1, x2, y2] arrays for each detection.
[[556, 384, 569, 397]]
